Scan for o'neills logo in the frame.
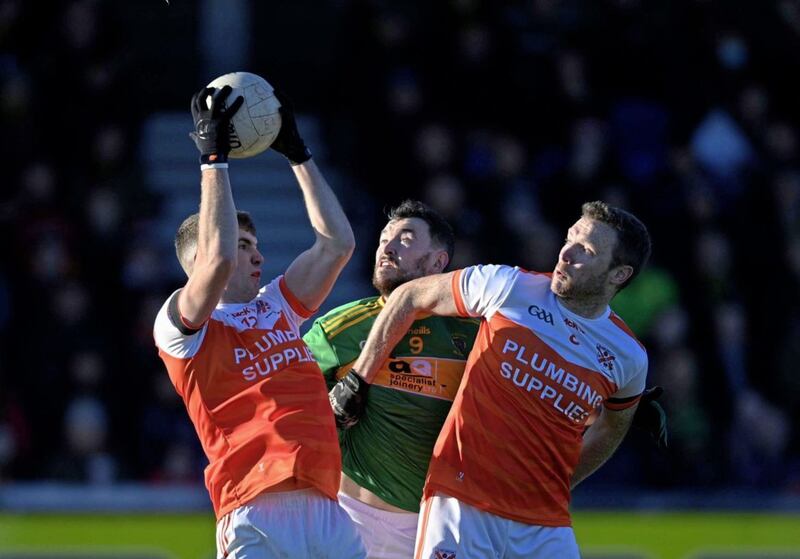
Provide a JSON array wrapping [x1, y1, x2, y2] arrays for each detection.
[[408, 325, 431, 335]]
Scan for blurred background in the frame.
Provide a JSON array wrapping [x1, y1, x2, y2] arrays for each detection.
[[1, 0, 799, 557]]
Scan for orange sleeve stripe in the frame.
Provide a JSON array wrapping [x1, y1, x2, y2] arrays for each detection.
[[279, 276, 316, 318], [451, 269, 470, 317], [604, 394, 642, 410]]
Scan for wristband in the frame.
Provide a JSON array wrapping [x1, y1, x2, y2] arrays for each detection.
[[200, 162, 229, 170]]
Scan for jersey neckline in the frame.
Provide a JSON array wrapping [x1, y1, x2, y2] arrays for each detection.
[[552, 292, 611, 323]]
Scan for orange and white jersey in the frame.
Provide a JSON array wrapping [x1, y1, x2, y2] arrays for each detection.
[[424, 264, 648, 527], [153, 275, 342, 519]]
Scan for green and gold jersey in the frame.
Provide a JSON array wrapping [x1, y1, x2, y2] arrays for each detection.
[[303, 295, 479, 512]]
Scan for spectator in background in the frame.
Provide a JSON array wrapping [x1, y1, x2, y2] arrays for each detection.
[[50, 396, 116, 484], [0, 0, 798, 497]]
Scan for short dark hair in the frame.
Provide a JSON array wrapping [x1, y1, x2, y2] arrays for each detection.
[[174, 210, 256, 274], [581, 201, 651, 290], [387, 200, 455, 268]]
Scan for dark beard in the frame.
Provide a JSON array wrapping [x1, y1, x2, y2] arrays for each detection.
[[372, 256, 429, 297], [372, 268, 418, 298]]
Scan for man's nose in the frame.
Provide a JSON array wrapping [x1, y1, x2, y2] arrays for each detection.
[[382, 239, 398, 255]]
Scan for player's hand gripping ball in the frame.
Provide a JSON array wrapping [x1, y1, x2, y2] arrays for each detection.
[[205, 72, 282, 159], [190, 85, 244, 164]]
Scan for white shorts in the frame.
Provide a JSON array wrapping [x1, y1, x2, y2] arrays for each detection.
[[216, 488, 366, 559], [414, 492, 580, 559], [338, 491, 419, 559]]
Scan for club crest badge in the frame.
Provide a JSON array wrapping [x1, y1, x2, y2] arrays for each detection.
[[451, 334, 468, 357], [596, 343, 616, 372]]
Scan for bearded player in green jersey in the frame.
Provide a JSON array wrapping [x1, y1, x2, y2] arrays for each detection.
[[305, 200, 668, 559], [303, 200, 478, 558]]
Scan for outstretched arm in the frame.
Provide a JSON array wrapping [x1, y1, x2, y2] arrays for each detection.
[[178, 168, 238, 326], [571, 404, 637, 489], [329, 272, 459, 428], [177, 86, 243, 327], [283, 159, 355, 311], [354, 272, 459, 382], [269, 92, 355, 311]]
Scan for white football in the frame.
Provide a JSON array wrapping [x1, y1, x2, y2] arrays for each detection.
[[206, 71, 282, 159]]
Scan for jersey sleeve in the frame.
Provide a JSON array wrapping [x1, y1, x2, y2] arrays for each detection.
[[604, 352, 648, 410], [257, 275, 316, 330], [452, 264, 519, 319], [302, 319, 341, 390], [153, 289, 208, 359]]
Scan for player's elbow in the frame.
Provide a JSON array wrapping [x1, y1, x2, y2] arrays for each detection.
[[390, 278, 429, 310], [336, 227, 356, 257], [321, 232, 356, 263]]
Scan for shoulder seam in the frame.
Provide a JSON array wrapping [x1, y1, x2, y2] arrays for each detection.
[[608, 313, 646, 351]]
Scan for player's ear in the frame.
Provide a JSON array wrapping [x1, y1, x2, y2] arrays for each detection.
[[609, 264, 633, 286], [433, 250, 449, 273]]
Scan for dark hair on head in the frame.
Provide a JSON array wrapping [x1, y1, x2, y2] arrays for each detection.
[[174, 210, 256, 274], [387, 200, 455, 269], [581, 201, 651, 290]]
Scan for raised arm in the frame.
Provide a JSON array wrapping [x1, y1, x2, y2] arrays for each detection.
[[178, 168, 238, 326], [570, 404, 637, 489], [283, 160, 355, 310], [177, 86, 244, 327], [329, 272, 459, 428], [269, 92, 355, 311]]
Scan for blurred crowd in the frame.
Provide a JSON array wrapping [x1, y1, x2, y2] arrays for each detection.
[[1, 0, 799, 497]]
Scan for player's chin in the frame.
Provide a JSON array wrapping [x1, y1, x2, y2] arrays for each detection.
[[374, 266, 399, 281], [372, 274, 404, 297], [550, 278, 569, 296]]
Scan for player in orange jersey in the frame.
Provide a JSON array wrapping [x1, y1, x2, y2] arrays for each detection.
[[153, 85, 365, 559], [330, 201, 651, 558]]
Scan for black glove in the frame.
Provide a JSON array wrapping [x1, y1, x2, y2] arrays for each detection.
[[190, 85, 244, 165], [329, 369, 369, 429], [270, 89, 312, 165], [632, 386, 668, 449]]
